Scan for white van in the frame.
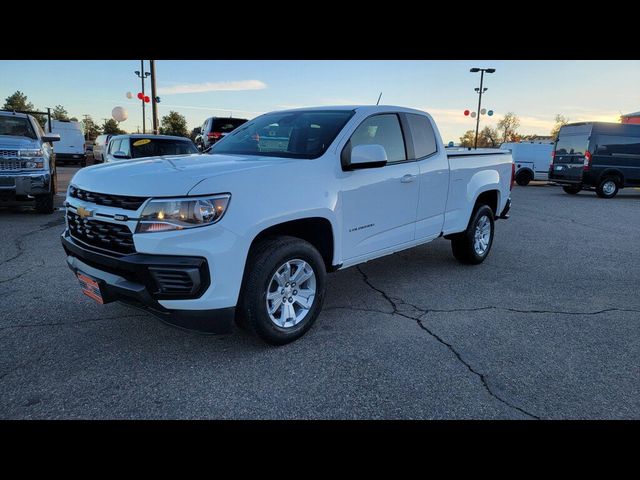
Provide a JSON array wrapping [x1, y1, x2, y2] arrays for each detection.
[[500, 142, 553, 185], [46, 119, 87, 167]]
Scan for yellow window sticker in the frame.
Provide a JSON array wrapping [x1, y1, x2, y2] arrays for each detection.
[[133, 139, 151, 146]]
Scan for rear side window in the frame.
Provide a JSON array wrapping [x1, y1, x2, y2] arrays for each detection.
[[109, 139, 121, 153], [593, 135, 640, 156], [405, 113, 437, 159], [350, 114, 406, 163]]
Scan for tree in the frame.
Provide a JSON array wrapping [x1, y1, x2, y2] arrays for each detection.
[[102, 119, 126, 135], [52, 105, 69, 120], [160, 111, 189, 137], [497, 112, 520, 143], [459, 127, 501, 148], [550, 114, 569, 140], [82, 115, 102, 141], [2, 91, 34, 112]]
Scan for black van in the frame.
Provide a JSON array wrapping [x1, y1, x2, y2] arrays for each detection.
[[549, 122, 640, 198]]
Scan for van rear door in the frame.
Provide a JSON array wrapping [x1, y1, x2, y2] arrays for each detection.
[[550, 124, 592, 183]]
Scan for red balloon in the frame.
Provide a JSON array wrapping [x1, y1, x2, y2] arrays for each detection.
[[464, 110, 470, 116], [137, 92, 144, 100], [144, 96, 150, 103]]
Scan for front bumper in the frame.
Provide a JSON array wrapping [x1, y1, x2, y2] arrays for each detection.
[[56, 153, 86, 163], [0, 171, 51, 198], [61, 231, 234, 334]]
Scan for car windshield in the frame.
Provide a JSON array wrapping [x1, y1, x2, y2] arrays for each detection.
[[0, 116, 36, 139], [211, 110, 355, 159], [130, 138, 198, 158]]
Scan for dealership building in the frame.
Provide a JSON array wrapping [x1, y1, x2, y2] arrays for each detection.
[[621, 111, 640, 124]]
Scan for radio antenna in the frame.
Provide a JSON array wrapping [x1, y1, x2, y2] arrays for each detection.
[[376, 92, 382, 105]]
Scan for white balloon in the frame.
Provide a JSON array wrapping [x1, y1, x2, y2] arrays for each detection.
[[112, 106, 128, 122], [126, 91, 133, 99], [480, 108, 487, 115], [471, 111, 477, 118]]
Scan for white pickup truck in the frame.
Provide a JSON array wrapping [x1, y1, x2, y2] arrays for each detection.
[[61, 106, 514, 344]]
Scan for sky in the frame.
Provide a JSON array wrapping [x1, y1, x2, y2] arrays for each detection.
[[1, 60, 639, 143]]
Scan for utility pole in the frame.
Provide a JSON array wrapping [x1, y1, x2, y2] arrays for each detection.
[[134, 61, 150, 133], [470, 67, 495, 149], [150, 60, 159, 135]]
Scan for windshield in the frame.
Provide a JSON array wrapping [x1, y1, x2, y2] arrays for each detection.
[[130, 138, 198, 158], [0, 116, 36, 139], [211, 110, 355, 159]]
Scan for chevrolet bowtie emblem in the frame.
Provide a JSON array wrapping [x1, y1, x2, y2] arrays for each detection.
[[77, 206, 93, 219]]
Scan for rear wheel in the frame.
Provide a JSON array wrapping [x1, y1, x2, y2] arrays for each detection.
[[562, 185, 581, 195], [515, 170, 532, 186], [451, 205, 495, 265], [237, 236, 326, 345], [596, 177, 619, 199]]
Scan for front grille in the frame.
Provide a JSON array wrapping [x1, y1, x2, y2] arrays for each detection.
[[0, 149, 19, 158], [148, 268, 199, 295], [0, 160, 23, 170], [67, 210, 135, 254], [69, 185, 148, 211]]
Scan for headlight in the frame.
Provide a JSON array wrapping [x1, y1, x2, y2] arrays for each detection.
[[136, 194, 231, 233], [24, 160, 45, 169], [19, 149, 44, 157]]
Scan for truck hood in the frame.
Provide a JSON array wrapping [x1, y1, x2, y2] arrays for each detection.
[[0, 135, 40, 150], [70, 153, 296, 197]]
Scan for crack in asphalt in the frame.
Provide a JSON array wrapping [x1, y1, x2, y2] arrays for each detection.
[[355, 265, 541, 420], [0, 215, 65, 268]]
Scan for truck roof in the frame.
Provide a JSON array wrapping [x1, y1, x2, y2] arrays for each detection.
[[274, 105, 431, 116], [0, 110, 31, 119]]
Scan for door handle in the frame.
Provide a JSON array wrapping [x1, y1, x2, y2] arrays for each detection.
[[401, 174, 416, 183]]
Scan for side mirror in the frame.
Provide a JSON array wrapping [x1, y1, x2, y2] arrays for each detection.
[[112, 151, 130, 159], [42, 134, 60, 143], [346, 144, 388, 170]]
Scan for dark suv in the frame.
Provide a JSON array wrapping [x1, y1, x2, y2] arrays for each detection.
[[195, 116, 247, 151], [549, 122, 640, 198]]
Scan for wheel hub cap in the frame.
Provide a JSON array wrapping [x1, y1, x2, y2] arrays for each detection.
[[473, 215, 491, 256], [266, 259, 316, 328], [603, 181, 615, 195]]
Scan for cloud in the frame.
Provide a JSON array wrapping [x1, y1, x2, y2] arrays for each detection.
[[158, 80, 267, 95]]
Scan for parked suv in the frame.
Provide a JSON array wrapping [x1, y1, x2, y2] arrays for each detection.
[[196, 117, 247, 151], [549, 122, 640, 198], [104, 134, 198, 162]]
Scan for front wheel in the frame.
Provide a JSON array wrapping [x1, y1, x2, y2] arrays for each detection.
[[562, 185, 581, 195], [237, 236, 327, 345], [451, 205, 495, 265]]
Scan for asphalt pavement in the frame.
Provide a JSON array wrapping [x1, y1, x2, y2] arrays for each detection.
[[0, 173, 638, 419]]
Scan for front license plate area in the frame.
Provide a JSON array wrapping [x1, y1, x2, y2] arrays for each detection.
[[76, 271, 104, 304]]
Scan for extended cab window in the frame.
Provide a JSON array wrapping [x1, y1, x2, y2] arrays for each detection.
[[350, 114, 406, 163], [406, 113, 437, 158]]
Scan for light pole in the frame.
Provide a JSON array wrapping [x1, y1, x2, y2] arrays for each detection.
[[150, 60, 159, 135], [134, 61, 150, 133], [470, 67, 495, 149]]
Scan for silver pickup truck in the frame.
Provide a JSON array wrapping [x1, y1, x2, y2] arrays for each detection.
[[0, 110, 60, 213]]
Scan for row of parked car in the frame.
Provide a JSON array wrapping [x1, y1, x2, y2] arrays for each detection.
[[501, 122, 640, 198]]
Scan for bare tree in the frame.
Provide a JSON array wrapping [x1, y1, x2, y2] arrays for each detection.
[[497, 112, 521, 143], [550, 114, 570, 140]]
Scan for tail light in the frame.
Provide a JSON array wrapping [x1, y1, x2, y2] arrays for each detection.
[[549, 150, 555, 171], [207, 131, 223, 140], [583, 150, 592, 171], [510, 162, 516, 190]]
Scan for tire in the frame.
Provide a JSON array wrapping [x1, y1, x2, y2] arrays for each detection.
[[562, 185, 581, 195], [80, 158, 87, 167], [35, 175, 55, 214], [237, 236, 327, 345], [451, 205, 495, 265], [515, 170, 532, 186], [596, 177, 619, 199]]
